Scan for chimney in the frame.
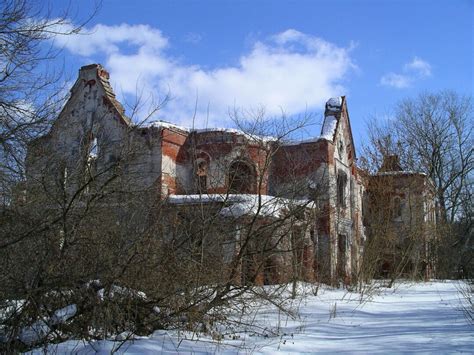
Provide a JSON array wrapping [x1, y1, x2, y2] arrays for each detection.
[[379, 155, 402, 172], [78, 63, 110, 80]]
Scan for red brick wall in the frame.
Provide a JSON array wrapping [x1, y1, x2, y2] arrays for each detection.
[[271, 140, 330, 184], [161, 128, 189, 195]]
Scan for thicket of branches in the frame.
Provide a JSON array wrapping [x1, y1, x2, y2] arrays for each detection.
[[0, 0, 97, 203], [361, 91, 473, 279], [1, 0, 472, 352], [1, 102, 324, 352], [0, 1, 322, 349]]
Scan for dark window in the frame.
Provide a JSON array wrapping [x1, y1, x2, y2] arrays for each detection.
[[196, 160, 208, 193], [337, 172, 347, 207], [198, 175, 207, 192], [228, 161, 255, 194], [107, 154, 117, 164], [338, 139, 344, 159], [337, 234, 347, 279]]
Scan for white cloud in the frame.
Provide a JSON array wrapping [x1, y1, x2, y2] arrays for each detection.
[[380, 73, 411, 89], [404, 56, 432, 77], [380, 56, 432, 89], [183, 32, 202, 44], [54, 26, 355, 127], [54, 23, 168, 57]]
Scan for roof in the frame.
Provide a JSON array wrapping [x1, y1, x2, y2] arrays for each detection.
[[167, 194, 315, 219], [322, 96, 357, 160]]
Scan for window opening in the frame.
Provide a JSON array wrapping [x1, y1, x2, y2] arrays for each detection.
[[337, 171, 347, 208], [196, 160, 208, 193], [228, 161, 255, 194], [89, 137, 98, 159], [338, 139, 344, 159]]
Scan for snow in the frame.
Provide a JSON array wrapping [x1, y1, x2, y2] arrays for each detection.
[[142, 97, 344, 146], [17, 304, 78, 345], [282, 137, 323, 146], [147, 121, 276, 143], [150, 120, 336, 146], [320, 115, 338, 141], [97, 285, 147, 301], [148, 120, 190, 132], [193, 128, 276, 143], [167, 194, 314, 218], [28, 281, 474, 354], [194, 127, 244, 134], [219, 195, 313, 218], [284, 114, 338, 145], [376, 171, 427, 176], [326, 96, 343, 111], [51, 304, 77, 325], [168, 193, 223, 204], [19, 320, 50, 345]]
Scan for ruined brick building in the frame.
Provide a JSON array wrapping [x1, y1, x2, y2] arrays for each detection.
[[365, 155, 438, 278], [25, 64, 437, 285]]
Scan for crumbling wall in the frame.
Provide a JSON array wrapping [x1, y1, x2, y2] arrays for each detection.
[[25, 64, 375, 287], [186, 131, 272, 195]]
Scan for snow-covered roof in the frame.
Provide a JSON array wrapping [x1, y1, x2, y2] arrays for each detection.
[[219, 195, 314, 218], [147, 121, 276, 143], [281, 115, 338, 146], [167, 194, 236, 204], [167, 194, 315, 219], [320, 115, 338, 141], [282, 138, 318, 146], [148, 120, 190, 132], [146, 96, 345, 146], [194, 127, 248, 134], [375, 171, 427, 177], [194, 128, 276, 143]]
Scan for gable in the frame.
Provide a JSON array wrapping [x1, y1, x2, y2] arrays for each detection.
[[322, 96, 356, 166]]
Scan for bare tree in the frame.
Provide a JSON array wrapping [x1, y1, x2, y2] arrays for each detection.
[[0, 0, 97, 208], [361, 91, 473, 279], [363, 91, 473, 224], [1, 85, 326, 351]]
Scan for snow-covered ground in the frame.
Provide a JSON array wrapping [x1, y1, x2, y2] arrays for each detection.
[[31, 281, 473, 354]]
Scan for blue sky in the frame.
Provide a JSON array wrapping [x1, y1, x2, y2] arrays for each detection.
[[51, 0, 473, 148]]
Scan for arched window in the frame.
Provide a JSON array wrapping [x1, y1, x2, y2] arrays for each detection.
[[228, 161, 255, 194], [194, 151, 210, 193], [196, 159, 208, 193]]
